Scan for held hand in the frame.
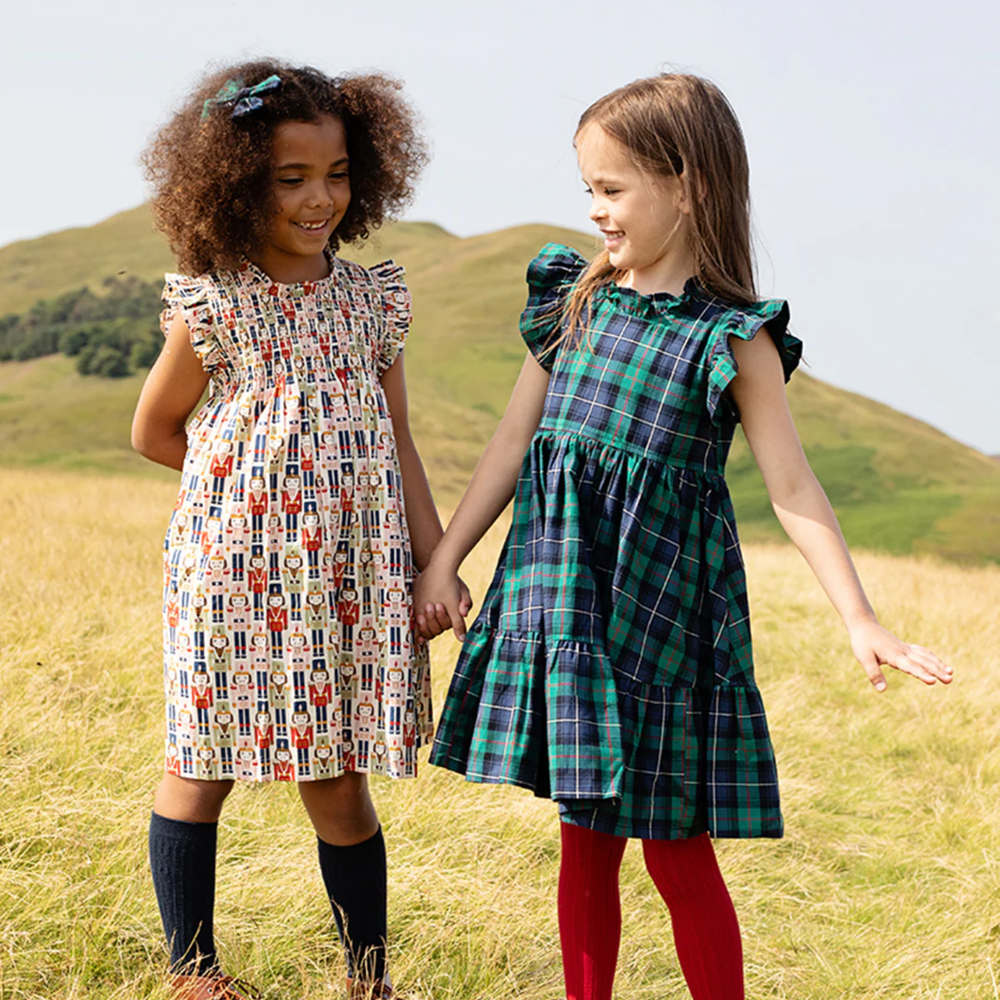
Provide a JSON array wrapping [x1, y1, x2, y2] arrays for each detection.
[[424, 575, 473, 642], [848, 619, 953, 692], [457, 576, 473, 619], [413, 600, 450, 644], [413, 563, 474, 643]]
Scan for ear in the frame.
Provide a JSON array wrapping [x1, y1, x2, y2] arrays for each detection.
[[678, 168, 708, 212], [673, 174, 696, 215]]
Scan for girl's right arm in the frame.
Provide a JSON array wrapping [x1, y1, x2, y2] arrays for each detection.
[[414, 353, 550, 639], [131, 315, 209, 471]]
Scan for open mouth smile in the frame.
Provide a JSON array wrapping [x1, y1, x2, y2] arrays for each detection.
[[294, 219, 331, 233]]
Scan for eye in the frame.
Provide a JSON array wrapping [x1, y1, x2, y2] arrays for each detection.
[[583, 186, 593, 196], [603, 187, 620, 196], [278, 177, 303, 186], [329, 170, 349, 181]]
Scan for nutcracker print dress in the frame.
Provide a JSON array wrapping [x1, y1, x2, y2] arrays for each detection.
[[160, 253, 430, 783]]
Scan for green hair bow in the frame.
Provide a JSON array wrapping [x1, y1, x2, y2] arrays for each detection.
[[201, 75, 282, 122]]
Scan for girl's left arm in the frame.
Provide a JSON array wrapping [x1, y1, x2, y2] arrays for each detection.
[[380, 353, 442, 570], [381, 353, 471, 630], [131, 313, 209, 471], [729, 332, 953, 692]]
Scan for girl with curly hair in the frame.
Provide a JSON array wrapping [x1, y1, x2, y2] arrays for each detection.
[[133, 59, 465, 1000]]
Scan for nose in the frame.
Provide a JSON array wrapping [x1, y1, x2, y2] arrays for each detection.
[[306, 180, 334, 209], [588, 198, 606, 224]]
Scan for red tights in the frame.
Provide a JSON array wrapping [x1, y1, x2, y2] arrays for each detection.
[[558, 823, 744, 1000]]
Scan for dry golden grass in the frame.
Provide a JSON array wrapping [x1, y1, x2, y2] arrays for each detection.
[[1, 468, 998, 999]]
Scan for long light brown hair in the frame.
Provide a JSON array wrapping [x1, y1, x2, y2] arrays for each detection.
[[554, 74, 757, 353]]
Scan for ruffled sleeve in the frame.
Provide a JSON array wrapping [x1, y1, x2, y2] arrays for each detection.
[[519, 243, 588, 372], [160, 273, 225, 377], [369, 260, 412, 376], [706, 298, 800, 424]]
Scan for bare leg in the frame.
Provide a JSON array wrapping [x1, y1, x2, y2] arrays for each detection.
[[298, 772, 378, 845], [301, 774, 387, 994], [154, 773, 235, 823]]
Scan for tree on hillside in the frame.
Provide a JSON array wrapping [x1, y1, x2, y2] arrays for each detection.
[[0, 278, 163, 375]]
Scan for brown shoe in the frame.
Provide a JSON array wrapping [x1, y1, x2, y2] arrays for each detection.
[[169, 972, 262, 1000], [346, 974, 393, 999]]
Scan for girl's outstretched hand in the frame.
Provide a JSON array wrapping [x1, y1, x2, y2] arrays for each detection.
[[413, 562, 473, 644], [848, 619, 953, 692]]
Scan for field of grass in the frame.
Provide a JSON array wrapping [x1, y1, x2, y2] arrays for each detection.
[[1, 468, 998, 999]]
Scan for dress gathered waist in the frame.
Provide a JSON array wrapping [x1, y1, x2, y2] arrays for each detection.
[[532, 427, 728, 481]]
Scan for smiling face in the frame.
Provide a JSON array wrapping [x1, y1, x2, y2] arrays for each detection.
[[255, 115, 351, 283], [576, 124, 693, 295]]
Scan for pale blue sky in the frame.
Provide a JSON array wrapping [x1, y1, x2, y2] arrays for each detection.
[[3, 0, 998, 452]]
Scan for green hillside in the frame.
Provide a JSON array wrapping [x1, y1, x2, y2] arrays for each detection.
[[1, 208, 998, 563], [0, 207, 175, 316]]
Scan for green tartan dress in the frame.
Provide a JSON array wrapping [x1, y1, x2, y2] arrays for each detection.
[[429, 244, 801, 839]]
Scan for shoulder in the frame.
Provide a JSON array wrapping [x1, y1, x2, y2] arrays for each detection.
[[366, 258, 408, 299], [709, 295, 797, 374], [526, 243, 589, 291], [331, 255, 373, 286], [330, 256, 407, 293], [703, 293, 800, 422], [163, 271, 215, 302], [346, 259, 412, 371], [725, 296, 790, 333], [161, 268, 251, 307], [519, 244, 590, 372], [522, 243, 590, 320], [352, 258, 410, 314], [160, 271, 220, 336], [160, 271, 231, 369]]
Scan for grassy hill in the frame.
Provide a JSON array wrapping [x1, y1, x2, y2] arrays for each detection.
[[0, 208, 176, 316], [1, 207, 998, 563]]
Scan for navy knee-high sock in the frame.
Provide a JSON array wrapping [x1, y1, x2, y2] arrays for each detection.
[[149, 812, 218, 975], [317, 827, 387, 982]]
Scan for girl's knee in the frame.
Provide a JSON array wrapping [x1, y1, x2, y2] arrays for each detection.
[[642, 833, 726, 901], [299, 773, 378, 844], [155, 774, 234, 822], [300, 771, 370, 808]]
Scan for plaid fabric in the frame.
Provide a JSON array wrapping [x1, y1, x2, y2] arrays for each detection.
[[430, 244, 801, 839]]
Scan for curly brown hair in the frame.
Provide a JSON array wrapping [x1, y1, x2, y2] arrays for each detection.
[[142, 59, 428, 275]]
